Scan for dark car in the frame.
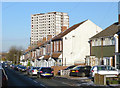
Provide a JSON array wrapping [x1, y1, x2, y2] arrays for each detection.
[[58, 65, 77, 75], [19, 66, 27, 72], [10, 64, 14, 68], [14, 65, 22, 71], [4, 63, 8, 68], [70, 65, 91, 77], [2, 68, 8, 88], [37, 67, 54, 78]]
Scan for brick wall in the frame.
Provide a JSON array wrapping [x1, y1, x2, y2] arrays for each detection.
[[51, 66, 68, 75]]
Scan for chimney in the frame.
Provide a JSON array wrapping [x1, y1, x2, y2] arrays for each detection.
[[37, 42, 42, 46], [118, 14, 120, 32], [43, 37, 46, 42], [61, 26, 67, 32], [47, 35, 52, 41]]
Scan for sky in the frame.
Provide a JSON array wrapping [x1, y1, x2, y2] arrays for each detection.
[[2, 2, 118, 52]]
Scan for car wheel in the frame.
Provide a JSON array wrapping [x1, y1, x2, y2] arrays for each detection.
[[81, 73, 85, 77]]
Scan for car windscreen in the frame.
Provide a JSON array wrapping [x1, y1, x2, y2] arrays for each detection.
[[65, 66, 76, 70], [36, 67, 40, 70], [21, 66, 26, 69], [106, 66, 117, 71], [73, 66, 91, 70], [72, 67, 82, 70], [41, 68, 53, 72], [98, 66, 117, 71], [98, 66, 106, 70], [33, 67, 38, 69]]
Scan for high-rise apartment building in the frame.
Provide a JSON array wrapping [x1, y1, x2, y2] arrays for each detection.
[[31, 12, 69, 46]]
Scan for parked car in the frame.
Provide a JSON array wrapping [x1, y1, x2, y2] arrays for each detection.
[[14, 65, 19, 70], [90, 65, 119, 77], [2, 62, 8, 68], [4, 63, 8, 68], [11, 64, 15, 69], [19, 66, 27, 72], [10, 64, 14, 68], [70, 65, 91, 77], [1, 67, 8, 88], [58, 65, 77, 75], [37, 67, 54, 78], [26, 66, 33, 74], [27, 67, 40, 76], [14, 65, 22, 71]]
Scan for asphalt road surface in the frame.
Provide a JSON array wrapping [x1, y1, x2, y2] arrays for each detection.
[[4, 67, 45, 88], [4, 67, 115, 88], [4, 67, 74, 88]]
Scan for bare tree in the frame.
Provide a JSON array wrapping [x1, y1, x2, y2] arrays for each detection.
[[6, 46, 24, 64]]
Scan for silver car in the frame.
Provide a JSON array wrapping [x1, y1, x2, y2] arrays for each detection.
[[90, 65, 119, 77], [27, 67, 40, 76]]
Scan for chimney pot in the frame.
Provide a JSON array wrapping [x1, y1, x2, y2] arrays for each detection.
[[61, 26, 67, 32], [47, 35, 52, 41]]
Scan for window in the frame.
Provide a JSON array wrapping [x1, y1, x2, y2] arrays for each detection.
[[111, 37, 115, 45], [95, 39, 97, 46], [65, 37, 67, 40]]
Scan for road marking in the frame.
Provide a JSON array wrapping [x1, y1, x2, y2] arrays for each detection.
[[28, 78, 32, 80], [33, 80, 38, 83], [61, 82, 74, 86], [40, 84, 46, 87]]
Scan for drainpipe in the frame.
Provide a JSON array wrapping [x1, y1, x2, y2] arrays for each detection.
[[114, 34, 118, 68], [50, 40, 53, 67], [62, 38, 63, 66], [101, 38, 103, 65]]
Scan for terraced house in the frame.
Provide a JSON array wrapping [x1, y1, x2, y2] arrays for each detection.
[[21, 19, 102, 67], [86, 22, 119, 68]]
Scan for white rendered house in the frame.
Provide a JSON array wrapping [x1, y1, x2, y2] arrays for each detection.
[[62, 19, 102, 66]]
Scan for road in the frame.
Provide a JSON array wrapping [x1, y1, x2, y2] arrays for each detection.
[[4, 67, 112, 88], [4, 67, 45, 88], [4, 67, 77, 88]]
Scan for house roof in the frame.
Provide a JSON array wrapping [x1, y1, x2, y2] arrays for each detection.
[[24, 20, 87, 54], [52, 20, 87, 41], [43, 55, 50, 60], [90, 22, 119, 39], [52, 52, 61, 59]]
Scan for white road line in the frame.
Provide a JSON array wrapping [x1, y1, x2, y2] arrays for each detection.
[[61, 82, 74, 86], [40, 84, 46, 87], [33, 80, 38, 83], [28, 78, 32, 80]]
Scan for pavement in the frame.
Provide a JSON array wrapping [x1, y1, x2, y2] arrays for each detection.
[[55, 75, 120, 88], [55, 75, 91, 82]]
